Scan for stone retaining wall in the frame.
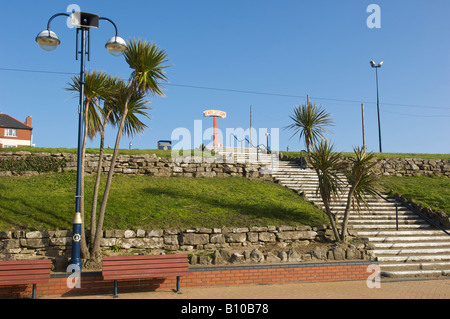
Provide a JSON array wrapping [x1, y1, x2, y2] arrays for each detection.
[[0, 225, 374, 271], [1, 151, 449, 177], [0, 152, 272, 179], [283, 154, 450, 177]]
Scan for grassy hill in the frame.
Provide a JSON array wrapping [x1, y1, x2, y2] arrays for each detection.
[[0, 173, 327, 231]]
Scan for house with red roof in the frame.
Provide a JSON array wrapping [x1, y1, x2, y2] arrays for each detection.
[[0, 113, 33, 148]]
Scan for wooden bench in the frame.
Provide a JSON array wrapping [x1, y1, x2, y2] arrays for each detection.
[[102, 254, 189, 298], [0, 259, 52, 299]]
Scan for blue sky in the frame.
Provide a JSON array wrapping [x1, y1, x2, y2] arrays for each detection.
[[0, 1, 449, 154]]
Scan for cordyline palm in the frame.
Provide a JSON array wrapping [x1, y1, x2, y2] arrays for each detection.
[[309, 140, 346, 241], [88, 74, 119, 247], [340, 146, 378, 242], [89, 78, 151, 249], [310, 141, 379, 242], [66, 70, 110, 258], [285, 102, 333, 153], [90, 39, 168, 259]]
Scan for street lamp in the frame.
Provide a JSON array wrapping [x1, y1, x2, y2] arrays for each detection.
[[370, 60, 383, 153], [36, 11, 126, 272]]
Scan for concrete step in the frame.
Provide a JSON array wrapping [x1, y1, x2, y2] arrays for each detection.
[[364, 235, 450, 242], [352, 224, 431, 230], [268, 163, 450, 279], [356, 230, 446, 237], [375, 248, 450, 255], [381, 269, 450, 278], [372, 242, 450, 249], [343, 219, 428, 225], [377, 255, 450, 262]]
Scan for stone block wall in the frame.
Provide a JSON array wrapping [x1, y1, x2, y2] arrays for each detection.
[[0, 152, 273, 179], [283, 154, 450, 177], [0, 225, 374, 270]]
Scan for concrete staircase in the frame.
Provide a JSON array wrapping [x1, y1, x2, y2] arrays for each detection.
[[212, 147, 279, 166], [271, 160, 450, 279]]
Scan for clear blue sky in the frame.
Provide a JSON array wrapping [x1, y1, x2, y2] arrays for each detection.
[[0, 1, 449, 154]]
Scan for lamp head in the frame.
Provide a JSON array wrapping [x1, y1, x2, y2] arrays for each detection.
[[370, 61, 376, 67], [378, 61, 384, 67], [105, 36, 127, 56], [35, 30, 60, 51]]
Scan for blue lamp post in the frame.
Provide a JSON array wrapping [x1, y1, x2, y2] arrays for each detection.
[[36, 11, 126, 272]]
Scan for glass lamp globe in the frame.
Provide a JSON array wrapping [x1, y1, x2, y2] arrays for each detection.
[[35, 30, 60, 51], [105, 36, 127, 56]]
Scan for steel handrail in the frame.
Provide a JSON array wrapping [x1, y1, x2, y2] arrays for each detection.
[[370, 188, 450, 236]]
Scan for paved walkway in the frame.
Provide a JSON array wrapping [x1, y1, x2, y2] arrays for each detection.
[[46, 277, 450, 299]]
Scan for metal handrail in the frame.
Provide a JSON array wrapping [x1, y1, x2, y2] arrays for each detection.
[[370, 188, 450, 236], [229, 134, 279, 167]]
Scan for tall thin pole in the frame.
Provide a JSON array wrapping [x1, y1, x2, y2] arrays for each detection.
[[69, 27, 86, 271], [375, 67, 382, 153], [249, 105, 252, 147], [361, 103, 366, 150]]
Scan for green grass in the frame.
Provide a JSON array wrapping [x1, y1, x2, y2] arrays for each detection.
[[283, 151, 450, 160], [0, 173, 327, 231], [0, 147, 221, 159], [379, 175, 450, 215]]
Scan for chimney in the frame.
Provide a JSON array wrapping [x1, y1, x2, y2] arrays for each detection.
[[25, 116, 32, 127]]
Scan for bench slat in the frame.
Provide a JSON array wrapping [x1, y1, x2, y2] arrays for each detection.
[[103, 254, 186, 261], [0, 259, 52, 287], [103, 261, 188, 270], [0, 274, 51, 285], [103, 270, 189, 281], [103, 266, 188, 277], [0, 264, 52, 271], [0, 269, 51, 277], [102, 254, 189, 281]]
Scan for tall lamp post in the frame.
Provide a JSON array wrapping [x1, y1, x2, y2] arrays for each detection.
[[36, 11, 127, 271], [370, 60, 383, 153]]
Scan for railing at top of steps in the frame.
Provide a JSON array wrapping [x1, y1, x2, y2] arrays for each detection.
[[370, 188, 450, 236], [229, 134, 278, 169]]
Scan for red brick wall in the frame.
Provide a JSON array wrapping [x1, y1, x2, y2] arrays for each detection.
[[0, 262, 376, 299], [0, 128, 32, 141]]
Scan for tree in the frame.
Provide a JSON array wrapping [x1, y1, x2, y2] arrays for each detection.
[[309, 140, 345, 241], [88, 74, 119, 248], [309, 141, 378, 242], [88, 78, 151, 253], [285, 101, 333, 153], [340, 146, 378, 241], [89, 39, 169, 260], [66, 70, 111, 258]]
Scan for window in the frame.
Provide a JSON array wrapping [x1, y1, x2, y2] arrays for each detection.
[[4, 128, 17, 137]]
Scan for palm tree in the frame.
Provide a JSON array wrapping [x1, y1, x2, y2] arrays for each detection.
[[309, 140, 345, 241], [88, 74, 119, 247], [310, 141, 379, 242], [285, 101, 333, 153], [88, 78, 151, 251], [340, 146, 378, 242], [66, 70, 110, 259], [90, 39, 169, 259]]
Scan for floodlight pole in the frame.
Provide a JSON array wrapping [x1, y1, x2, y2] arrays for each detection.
[[375, 66, 382, 153], [370, 61, 383, 153]]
